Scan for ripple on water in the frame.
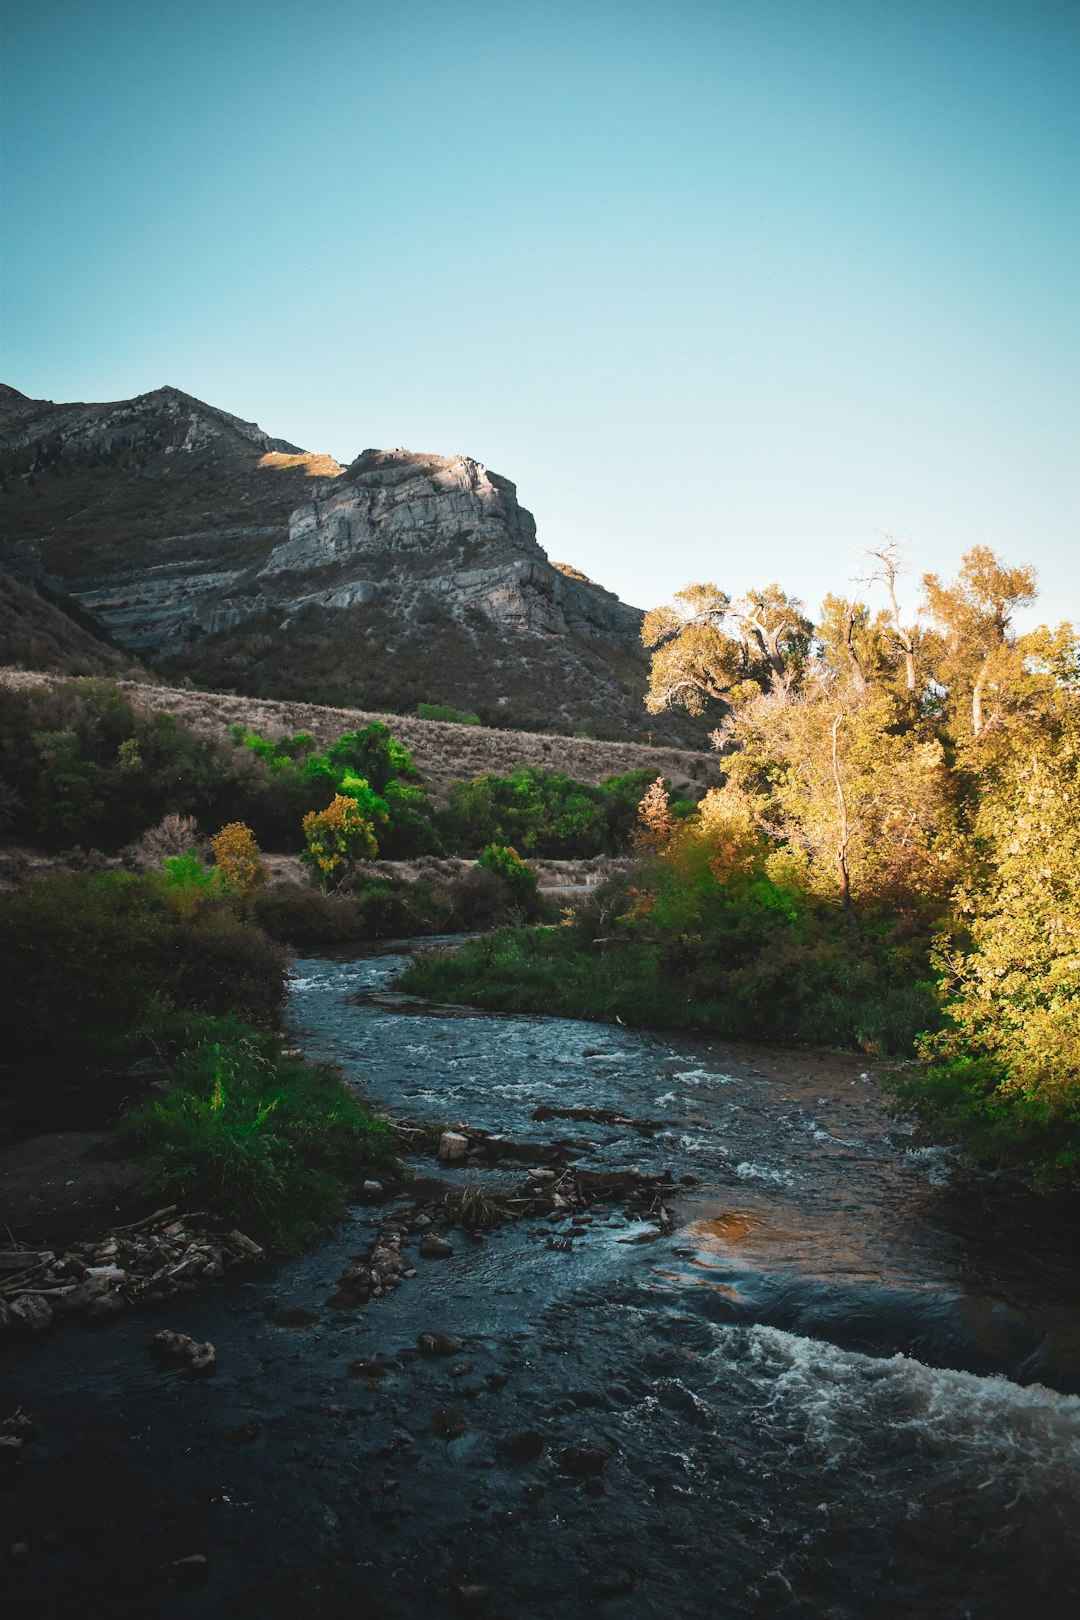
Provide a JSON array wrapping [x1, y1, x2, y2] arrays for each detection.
[[734, 1160, 794, 1186]]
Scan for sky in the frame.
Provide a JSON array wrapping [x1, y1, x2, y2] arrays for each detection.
[[2, 0, 1078, 626]]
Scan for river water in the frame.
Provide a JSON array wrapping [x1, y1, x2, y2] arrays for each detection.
[[4, 943, 1080, 1619]]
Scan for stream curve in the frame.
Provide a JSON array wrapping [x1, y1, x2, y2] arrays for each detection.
[[3, 942, 1080, 1619]]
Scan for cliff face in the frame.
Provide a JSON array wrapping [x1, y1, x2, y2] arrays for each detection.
[[0, 384, 344, 655], [0, 386, 690, 740], [259, 447, 642, 643]]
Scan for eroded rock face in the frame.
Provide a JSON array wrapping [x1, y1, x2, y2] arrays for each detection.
[[0, 386, 692, 739], [258, 447, 641, 645]]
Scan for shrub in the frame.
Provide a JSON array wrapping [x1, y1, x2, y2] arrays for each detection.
[[416, 703, 481, 725], [301, 793, 381, 883], [116, 1020, 399, 1248], [0, 871, 286, 1068], [210, 821, 268, 893], [477, 844, 540, 913]]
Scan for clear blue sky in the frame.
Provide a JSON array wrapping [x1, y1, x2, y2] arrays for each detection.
[[3, 0, 1078, 625]]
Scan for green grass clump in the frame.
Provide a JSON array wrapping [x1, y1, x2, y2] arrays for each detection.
[[399, 929, 672, 1026], [399, 917, 938, 1056], [116, 1019, 398, 1249]]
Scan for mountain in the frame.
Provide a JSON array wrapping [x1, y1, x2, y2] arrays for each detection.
[[0, 565, 135, 677], [0, 385, 693, 741]]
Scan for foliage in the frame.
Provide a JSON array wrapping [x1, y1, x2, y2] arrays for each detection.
[[115, 1019, 398, 1248], [636, 545, 1080, 1186], [230, 720, 437, 859], [210, 821, 268, 893], [416, 702, 481, 725], [440, 765, 661, 857], [301, 793, 383, 883], [635, 775, 679, 852], [0, 871, 286, 1068], [0, 679, 250, 851], [476, 844, 540, 913]]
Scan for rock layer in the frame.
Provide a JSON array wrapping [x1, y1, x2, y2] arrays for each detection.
[[0, 385, 696, 740]]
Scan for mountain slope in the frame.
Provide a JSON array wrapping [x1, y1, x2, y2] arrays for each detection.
[[0, 385, 694, 741]]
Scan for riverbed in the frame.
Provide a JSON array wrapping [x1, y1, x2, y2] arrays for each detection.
[[3, 943, 1080, 1618]]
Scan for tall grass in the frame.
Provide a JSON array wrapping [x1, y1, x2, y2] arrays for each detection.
[[116, 1019, 398, 1248]]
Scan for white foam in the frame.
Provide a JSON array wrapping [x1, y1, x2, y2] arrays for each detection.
[[708, 1323, 1080, 1479], [735, 1160, 794, 1186]]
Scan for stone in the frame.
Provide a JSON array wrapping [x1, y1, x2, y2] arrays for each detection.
[[501, 1429, 546, 1464], [164, 1552, 209, 1587], [417, 1330, 464, 1357], [9, 1294, 52, 1333], [452, 1585, 491, 1612], [419, 1233, 454, 1259], [427, 1408, 468, 1439], [438, 1132, 470, 1163], [361, 1180, 384, 1197], [274, 1306, 319, 1328], [557, 1445, 607, 1479], [85, 1293, 127, 1320], [347, 1359, 389, 1380], [148, 1330, 217, 1375]]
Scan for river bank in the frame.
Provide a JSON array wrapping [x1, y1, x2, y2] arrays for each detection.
[[4, 941, 1080, 1618]]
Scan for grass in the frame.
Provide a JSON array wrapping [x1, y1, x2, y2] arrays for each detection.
[[115, 1017, 399, 1249], [399, 922, 940, 1055]]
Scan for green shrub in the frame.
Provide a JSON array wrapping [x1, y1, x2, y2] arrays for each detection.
[[0, 871, 286, 1066], [116, 1021, 399, 1248], [440, 766, 662, 858], [477, 844, 541, 914], [416, 703, 481, 725]]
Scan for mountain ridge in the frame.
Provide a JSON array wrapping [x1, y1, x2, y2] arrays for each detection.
[[0, 385, 699, 743]]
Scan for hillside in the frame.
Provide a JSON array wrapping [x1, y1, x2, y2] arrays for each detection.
[[0, 669, 717, 798], [0, 385, 698, 743], [0, 566, 136, 676]]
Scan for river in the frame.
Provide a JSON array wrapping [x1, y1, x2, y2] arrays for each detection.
[[4, 942, 1080, 1618]]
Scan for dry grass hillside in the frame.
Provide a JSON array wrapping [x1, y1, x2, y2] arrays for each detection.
[[0, 669, 717, 796]]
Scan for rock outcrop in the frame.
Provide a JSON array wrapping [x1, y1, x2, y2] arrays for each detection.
[[0, 386, 698, 741]]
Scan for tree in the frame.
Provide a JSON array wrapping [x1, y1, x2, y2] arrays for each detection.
[[643, 581, 811, 716], [859, 534, 920, 698], [723, 675, 958, 911], [301, 794, 380, 884], [922, 545, 1038, 738], [635, 776, 678, 852], [920, 689, 1080, 1140], [210, 822, 268, 894]]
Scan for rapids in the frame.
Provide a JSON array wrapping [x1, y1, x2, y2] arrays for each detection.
[[3, 942, 1079, 1618]]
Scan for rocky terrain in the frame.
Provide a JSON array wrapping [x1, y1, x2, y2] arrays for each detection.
[[0, 385, 697, 741]]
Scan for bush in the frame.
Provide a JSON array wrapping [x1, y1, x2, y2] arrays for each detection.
[[210, 821, 268, 893], [115, 1020, 399, 1248], [416, 703, 481, 725], [477, 844, 541, 915], [0, 871, 286, 1067], [439, 766, 662, 859]]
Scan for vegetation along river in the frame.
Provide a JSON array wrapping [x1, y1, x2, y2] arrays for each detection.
[[5, 942, 1080, 1619]]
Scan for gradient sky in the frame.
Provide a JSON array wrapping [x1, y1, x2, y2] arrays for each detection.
[[3, 0, 1078, 626]]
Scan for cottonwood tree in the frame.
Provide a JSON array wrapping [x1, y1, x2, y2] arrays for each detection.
[[643, 581, 812, 716], [724, 677, 957, 914], [922, 545, 1038, 739]]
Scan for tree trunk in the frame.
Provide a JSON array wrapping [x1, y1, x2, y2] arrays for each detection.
[[844, 606, 868, 696], [972, 662, 987, 737], [830, 712, 857, 924]]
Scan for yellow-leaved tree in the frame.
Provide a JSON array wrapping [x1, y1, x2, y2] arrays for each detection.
[[210, 822, 268, 894]]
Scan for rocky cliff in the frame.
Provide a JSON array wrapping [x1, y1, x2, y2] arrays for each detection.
[[0, 385, 693, 741]]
